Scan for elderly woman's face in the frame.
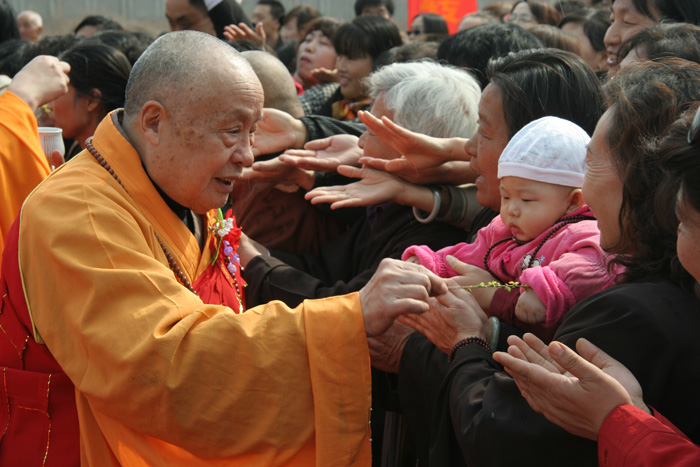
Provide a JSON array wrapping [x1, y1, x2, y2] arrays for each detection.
[[582, 110, 624, 249], [676, 195, 700, 283], [296, 30, 337, 86], [358, 95, 401, 160], [506, 2, 538, 30], [467, 84, 510, 211], [165, 0, 216, 36]]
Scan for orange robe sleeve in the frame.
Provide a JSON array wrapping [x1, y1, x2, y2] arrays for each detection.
[[17, 114, 372, 466], [0, 91, 50, 270]]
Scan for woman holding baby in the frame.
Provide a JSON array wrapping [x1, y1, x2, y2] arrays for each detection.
[[359, 54, 700, 466]]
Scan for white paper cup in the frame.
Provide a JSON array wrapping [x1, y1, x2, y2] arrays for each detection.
[[38, 127, 65, 170]]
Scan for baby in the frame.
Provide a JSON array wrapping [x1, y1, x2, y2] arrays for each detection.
[[403, 116, 619, 341]]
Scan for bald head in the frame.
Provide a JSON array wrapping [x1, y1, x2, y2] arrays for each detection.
[[242, 50, 303, 118], [18, 10, 43, 43], [124, 31, 259, 123], [121, 31, 264, 214]]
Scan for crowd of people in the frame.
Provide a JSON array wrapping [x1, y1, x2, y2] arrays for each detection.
[[2, 0, 700, 465]]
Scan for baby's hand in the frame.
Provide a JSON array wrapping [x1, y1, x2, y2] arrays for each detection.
[[404, 255, 421, 265], [515, 289, 546, 324]]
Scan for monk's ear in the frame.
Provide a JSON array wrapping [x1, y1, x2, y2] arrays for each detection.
[[566, 188, 584, 214], [140, 100, 165, 146]]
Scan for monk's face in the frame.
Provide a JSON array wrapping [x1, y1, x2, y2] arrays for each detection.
[[147, 59, 264, 214]]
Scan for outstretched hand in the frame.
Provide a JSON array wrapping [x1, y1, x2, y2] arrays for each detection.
[[240, 156, 315, 191], [223, 22, 266, 47], [311, 67, 339, 84], [493, 334, 646, 440], [252, 108, 307, 157], [357, 110, 470, 175], [305, 166, 407, 209], [360, 258, 447, 337], [279, 134, 362, 172]]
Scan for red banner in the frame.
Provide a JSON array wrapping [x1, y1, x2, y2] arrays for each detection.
[[407, 0, 478, 34]]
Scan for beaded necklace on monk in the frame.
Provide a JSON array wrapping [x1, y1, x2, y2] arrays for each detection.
[[85, 137, 244, 308], [483, 214, 595, 283]]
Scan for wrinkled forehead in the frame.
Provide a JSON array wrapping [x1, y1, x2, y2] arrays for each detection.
[[180, 65, 263, 118]]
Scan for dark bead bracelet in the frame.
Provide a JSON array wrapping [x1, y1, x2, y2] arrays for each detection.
[[448, 336, 491, 364]]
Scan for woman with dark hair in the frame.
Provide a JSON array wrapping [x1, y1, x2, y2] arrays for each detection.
[[560, 8, 610, 74], [496, 105, 700, 466], [165, 0, 249, 39], [407, 12, 449, 43], [529, 24, 580, 53], [73, 15, 124, 37], [294, 17, 342, 115], [617, 22, 700, 70], [281, 5, 320, 43], [604, 0, 700, 78], [372, 58, 700, 466], [320, 49, 604, 232], [505, 0, 563, 29], [0, 0, 20, 44], [326, 15, 402, 120], [92, 30, 154, 66], [48, 43, 131, 158]]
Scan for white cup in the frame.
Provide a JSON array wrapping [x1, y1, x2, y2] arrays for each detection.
[[38, 127, 65, 170]]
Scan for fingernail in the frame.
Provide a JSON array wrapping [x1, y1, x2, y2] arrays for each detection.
[[550, 342, 564, 357]]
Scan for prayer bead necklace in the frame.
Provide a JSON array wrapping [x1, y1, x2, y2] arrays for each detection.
[[86, 137, 197, 296], [483, 214, 596, 283]]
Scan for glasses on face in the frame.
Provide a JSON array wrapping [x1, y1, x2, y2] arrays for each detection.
[[407, 29, 422, 36], [688, 106, 700, 144], [503, 13, 535, 24]]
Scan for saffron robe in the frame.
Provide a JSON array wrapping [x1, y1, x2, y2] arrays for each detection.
[[0, 91, 50, 274], [9, 111, 372, 465]]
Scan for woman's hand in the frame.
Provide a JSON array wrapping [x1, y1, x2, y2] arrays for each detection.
[[252, 108, 307, 156], [311, 67, 339, 84], [493, 334, 646, 440], [223, 22, 266, 48], [399, 287, 490, 354], [357, 110, 470, 176], [279, 134, 362, 172], [239, 156, 315, 191], [445, 256, 498, 312], [305, 166, 406, 209]]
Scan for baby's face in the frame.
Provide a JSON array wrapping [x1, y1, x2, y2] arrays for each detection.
[[499, 176, 577, 242]]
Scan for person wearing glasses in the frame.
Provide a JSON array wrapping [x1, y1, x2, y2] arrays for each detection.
[[406, 12, 448, 43], [495, 104, 700, 466], [504, 0, 562, 30]]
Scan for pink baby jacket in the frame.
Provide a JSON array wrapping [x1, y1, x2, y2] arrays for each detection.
[[403, 205, 619, 335]]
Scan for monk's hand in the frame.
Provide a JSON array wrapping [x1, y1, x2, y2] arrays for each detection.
[[9, 55, 70, 110], [360, 258, 447, 337], [367, 321, 414, 373], [493, 335, 641, 440]]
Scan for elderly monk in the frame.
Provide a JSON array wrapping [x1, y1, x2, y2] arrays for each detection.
[[17, 10, 44, 43], [0, 31, 443, 466]]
